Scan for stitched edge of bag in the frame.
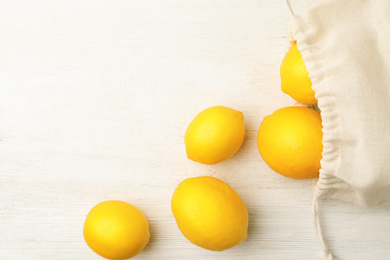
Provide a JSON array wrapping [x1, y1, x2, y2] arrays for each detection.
[[289, 16, 342, 200]]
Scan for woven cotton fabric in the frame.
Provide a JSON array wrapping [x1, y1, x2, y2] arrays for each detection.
[[290, 0, 390, 207], [287, 0, 390, 258]]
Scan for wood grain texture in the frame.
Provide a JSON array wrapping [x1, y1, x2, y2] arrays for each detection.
[[0, 0, 389, 259]]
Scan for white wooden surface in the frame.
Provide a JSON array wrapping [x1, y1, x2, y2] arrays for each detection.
[[1, 0, 389, 259]]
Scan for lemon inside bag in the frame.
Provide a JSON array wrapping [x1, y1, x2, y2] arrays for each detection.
[[286, 0, 390, 259]]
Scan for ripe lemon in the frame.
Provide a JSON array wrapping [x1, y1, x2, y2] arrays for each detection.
[[184, 106, 245, 165], [171, 176, 248, 251], [83, 200, 150, 260], [280, 43, 317, 105], [257, 106, 323, 179]]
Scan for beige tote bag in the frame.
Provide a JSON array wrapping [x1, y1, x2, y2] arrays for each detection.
[[285, 0, 390, 259]]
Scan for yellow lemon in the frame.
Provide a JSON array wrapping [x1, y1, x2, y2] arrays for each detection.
[[280, 43, 317, 105], [171, 176, 248, 251], [185, 106, 245, 164], [83, 200, 150, 260], [257, 106, 323, 179]]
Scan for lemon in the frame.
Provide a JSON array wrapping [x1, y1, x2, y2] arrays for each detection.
[[257, 106, 323, 179], [171, 176, 248, 251], [184, 106, 245, 164], [83, 200, 150, 260], [280, 43, 317, 105]]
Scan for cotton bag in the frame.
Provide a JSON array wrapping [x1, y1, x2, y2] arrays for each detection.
[[285, 0, 390, 259]]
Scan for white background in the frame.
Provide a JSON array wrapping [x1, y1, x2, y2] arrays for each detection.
[[0, 0, 389, 259]]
